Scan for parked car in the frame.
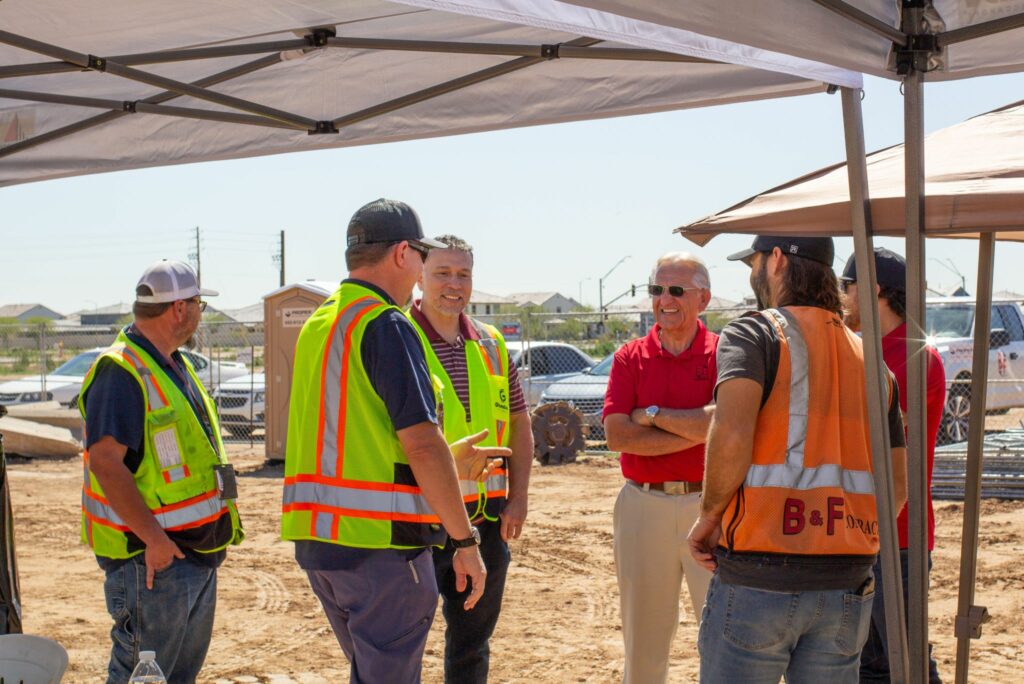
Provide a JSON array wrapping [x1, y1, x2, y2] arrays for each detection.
[[0, 347, 248, 408], [213, 373, 265, 439], [926, 297, 1024, 444], [505, 341, 598, 406], [538, 354, 613, 441]]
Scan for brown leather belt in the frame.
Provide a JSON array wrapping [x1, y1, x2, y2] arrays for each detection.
[[628, 479, 702, 495]]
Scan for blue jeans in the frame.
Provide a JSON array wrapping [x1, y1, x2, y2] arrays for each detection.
[[699, 573, 874, 684], [860, 550, 941, 683], [103, 555, 218, 684], [306, 548, 438, 684], [433, 519, 511, 684]]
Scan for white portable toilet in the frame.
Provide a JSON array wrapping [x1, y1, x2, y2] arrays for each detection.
[[263, 281, 335, 462], [0, 634, 68, 684]]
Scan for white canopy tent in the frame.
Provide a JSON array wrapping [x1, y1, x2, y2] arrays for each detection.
[[0, 0, 853, 187]]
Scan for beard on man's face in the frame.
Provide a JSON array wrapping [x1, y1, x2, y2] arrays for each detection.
[[750, 259, 771, 310]]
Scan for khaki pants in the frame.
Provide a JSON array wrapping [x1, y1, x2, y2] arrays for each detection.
[[614, 482, 712, 684]]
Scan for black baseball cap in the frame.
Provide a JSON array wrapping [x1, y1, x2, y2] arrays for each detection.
[[840, 247, 906, 292], [727, 235, 835, 267], [346, 198, 445, 250]]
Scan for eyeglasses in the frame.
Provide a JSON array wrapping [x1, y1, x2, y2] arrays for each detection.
[[407, 242, 430, 262], [184, 296, 208, 312], [648, 284, 703, 297], [841, 281, 856, 293]]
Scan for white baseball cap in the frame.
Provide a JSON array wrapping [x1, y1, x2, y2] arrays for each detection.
[[135, 259, 218, 304]]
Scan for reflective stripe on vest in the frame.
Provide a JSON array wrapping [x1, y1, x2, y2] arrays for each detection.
[[83, 488, 225, 531], [744, 309, 876, 495], [283, 480, 439, 522], [318, 296, 381, 479]]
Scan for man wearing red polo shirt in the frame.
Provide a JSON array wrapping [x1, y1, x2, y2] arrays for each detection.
[[603, 252, 717, 684], [842, 247, 945, 683]]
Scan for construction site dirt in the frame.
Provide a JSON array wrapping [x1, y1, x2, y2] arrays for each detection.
[[6, 447, 1024, 682]]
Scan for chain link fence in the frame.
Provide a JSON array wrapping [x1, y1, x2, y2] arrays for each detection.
[[0, 320, 265, 444], [9, 307, 1024, 457]]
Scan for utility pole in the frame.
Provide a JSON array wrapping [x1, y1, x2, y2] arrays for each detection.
[[188, 226, 202, 288], [272, 230, 285, 286]]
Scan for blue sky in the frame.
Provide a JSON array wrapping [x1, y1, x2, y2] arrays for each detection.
[[4, 72, 1024, 316]]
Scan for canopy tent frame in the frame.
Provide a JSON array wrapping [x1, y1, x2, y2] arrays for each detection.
[[0, 26, 722, 151]]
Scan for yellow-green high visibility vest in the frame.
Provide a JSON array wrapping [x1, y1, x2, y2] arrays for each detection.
[[79, 331, 244, 559], [281, 282, 446, 549], [409, 313, 511, 521]]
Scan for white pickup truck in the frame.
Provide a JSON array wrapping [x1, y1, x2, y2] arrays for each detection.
[[926, 297, 1024, 444]]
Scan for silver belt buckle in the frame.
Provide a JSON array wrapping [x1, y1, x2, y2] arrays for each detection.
[[663, 481, 685, 496]]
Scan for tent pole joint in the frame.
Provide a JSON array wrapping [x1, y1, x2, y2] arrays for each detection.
[[894, 33, 939, 75], [309, 27, 336, 48], [122, 100, 137, 113], [88, 54, 107, 72], [309, 121, 338, 135], [953, 605, 990, 640], [540, 44, 560, 59]]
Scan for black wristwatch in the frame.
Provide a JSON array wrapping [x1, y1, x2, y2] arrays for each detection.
[[451, 526, 481, 549]]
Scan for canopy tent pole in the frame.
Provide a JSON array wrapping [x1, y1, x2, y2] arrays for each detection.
[[0, 88, 304, 129], [841, 85, 909, 684], [0, 35, 712, 81], [953, 233, 995, 684], [902, 66, 931, 684], [939, 12, 1024, 46], [0, 53, 283, 159], [333, 36, 601, 129], [809, 0, 907, 43]]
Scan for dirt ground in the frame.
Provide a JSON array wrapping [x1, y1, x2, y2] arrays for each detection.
[[6, 448, 1024, 683]]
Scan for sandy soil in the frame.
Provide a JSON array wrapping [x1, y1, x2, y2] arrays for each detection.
[[6, 448, 1023, 683]]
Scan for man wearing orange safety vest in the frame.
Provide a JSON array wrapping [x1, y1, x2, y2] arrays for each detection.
[[408, 234, 533, 683], [688, 236, 908, 683], [282, 199, 510, 684], [80, 260, 243, 682]]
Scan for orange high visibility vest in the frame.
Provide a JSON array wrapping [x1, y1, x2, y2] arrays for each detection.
[[722, 307, 891, 558]]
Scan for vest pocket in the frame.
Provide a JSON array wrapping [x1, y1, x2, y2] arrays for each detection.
[[154, 469, 214, 505]]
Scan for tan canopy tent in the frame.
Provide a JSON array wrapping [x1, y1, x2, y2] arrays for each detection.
[[680, 98, 1024, 243]]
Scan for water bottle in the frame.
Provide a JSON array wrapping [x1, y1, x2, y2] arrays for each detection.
[[128, 651, 167, 683]]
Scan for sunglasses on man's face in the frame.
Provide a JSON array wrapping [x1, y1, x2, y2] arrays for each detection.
[[185, 297, 208, 312], [407, 242, 430, 262], [648, 284, 702, 298]]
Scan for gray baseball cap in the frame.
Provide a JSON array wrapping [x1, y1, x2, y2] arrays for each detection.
[[135, 259, 218, 303]]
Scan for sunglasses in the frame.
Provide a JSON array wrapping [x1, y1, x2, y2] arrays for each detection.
[[648, 284, 703, 297], [407, 242, 430, 262], [841, 281, 856, 293]]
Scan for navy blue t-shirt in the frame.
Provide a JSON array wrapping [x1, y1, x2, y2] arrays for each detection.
[[84, 326, 226, 570], [295, 279, 438, 570]]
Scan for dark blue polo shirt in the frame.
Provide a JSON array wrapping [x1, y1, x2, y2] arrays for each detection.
[[84, 326, 226, 570], [295, 279, 439, 570]]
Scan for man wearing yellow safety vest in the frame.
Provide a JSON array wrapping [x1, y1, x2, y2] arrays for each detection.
[[79, 260, 243, 683], [408, 234, 534, 683], [282, 199, 510, 684], [688, 236, 908, 683]]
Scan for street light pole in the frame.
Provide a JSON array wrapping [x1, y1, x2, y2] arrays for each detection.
[[598, 255, 631, 314], [930, 257, 967, 294]]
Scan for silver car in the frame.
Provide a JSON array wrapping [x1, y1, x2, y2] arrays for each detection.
[[506, 341, 598, 406], [213, 372, 265, 439], [538, 354, 613, 442]]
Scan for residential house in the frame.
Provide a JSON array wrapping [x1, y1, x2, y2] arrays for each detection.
[[507, 292, 582, 314], [0, 303, 63, 322]]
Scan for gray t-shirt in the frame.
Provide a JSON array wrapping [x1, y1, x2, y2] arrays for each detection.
[[712, 311, 905, 592]]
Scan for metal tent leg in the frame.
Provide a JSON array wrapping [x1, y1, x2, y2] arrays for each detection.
[[841, 86, 909, 684], [953, 233, 996, 683], [903, 66, 930, 684]]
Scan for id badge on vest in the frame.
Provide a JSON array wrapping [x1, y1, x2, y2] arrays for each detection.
[[214, 463, 238, 500]]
